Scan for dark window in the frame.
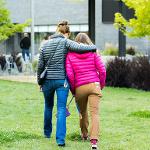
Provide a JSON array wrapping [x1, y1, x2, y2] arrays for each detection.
[[102, 0, 134, 23], [126, 7, 135, 20], [102, 0, 119, 23]]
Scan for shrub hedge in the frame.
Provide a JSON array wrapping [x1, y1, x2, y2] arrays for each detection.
[[106, 57, 131, 87], [106, 56, 150, 91], [130, 56, 150, 91]]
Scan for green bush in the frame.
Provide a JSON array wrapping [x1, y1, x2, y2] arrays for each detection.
[[101, 48, 118, 56], [126, 46, 136, 55], [32, 60, 38, 73], [101, 44, 143, 56], [101, 43, 118, 56]]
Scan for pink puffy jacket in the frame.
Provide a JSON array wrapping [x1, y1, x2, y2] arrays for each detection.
[[66, 52, 106, 94]]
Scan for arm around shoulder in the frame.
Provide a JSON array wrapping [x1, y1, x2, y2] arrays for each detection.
[[66, 39, 96, 53]]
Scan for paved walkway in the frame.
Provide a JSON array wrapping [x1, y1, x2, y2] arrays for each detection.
[[0, 75, 37, 83]]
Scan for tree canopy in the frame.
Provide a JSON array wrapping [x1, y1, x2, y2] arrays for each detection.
[[0, 0, 29, 42], [114, 0, 150, 38]]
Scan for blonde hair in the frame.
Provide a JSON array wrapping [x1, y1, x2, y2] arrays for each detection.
[[75, 33, 93, 45], [56, 20, 70, 35]]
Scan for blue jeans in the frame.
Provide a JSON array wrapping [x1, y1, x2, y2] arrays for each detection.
[[22, 49, 30, 61], [42, 79, 69, 145]]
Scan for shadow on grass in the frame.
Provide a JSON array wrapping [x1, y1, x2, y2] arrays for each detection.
[[129, 110, 150, 118], [67, 132, 82, 142], [0, 130, 42, 145]]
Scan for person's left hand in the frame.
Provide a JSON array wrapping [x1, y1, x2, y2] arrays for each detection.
[[39, 86, 42, 92]]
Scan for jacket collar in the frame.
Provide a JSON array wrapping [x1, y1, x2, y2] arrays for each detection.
[[51, 33, 65, 39]]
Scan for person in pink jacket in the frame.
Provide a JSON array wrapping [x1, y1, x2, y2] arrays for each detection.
[[66, 33, 106, 150]]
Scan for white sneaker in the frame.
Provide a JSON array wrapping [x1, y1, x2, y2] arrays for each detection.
[[91, 144, 97, 149]]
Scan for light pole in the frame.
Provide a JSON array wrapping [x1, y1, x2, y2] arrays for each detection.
[[31, 0, 35, 62], [88, 0, 95, 43], [118, 1, 126, 57]]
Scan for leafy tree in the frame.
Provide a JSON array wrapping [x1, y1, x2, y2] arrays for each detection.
[[0, 0, 30, 42], [114, 0, 150, 38]]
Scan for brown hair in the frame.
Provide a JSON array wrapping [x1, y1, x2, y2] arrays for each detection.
[[56, 20, 70, 35], [75, 33, 93, 45]]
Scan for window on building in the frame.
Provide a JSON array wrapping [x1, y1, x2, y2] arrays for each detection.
[[102, 0, 134, 24]]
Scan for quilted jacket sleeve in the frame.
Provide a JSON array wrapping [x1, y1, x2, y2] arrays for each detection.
[[66, 54, 75, 95], [66, 39, 96, 53], [94, 53, 106, 89], [37, 47, 45, 85]]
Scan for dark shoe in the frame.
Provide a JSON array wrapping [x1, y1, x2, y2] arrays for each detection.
[[58, 143, 65, 147], [81, 133, 89, 141], [82, 136, 89, 141]]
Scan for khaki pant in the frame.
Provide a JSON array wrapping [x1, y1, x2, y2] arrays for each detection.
[[75, 82, 102, 140]]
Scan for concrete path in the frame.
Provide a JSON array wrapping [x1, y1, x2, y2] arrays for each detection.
[[0, 75, 37, 83]]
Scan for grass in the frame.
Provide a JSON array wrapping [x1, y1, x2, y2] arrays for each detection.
[[129, 110, 150, 118], [0, 80, 150, 150]]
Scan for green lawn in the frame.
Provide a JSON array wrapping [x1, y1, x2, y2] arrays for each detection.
[[0, 80, 150, 150]]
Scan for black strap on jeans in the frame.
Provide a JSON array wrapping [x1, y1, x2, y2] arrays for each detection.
[[67, 96, 74, 108], [44, 39, 62, 70]]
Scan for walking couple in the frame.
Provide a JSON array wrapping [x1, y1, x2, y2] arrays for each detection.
[[37, 20, 106, 150]]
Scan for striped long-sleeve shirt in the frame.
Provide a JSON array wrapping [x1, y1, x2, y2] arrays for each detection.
[[37, 34, 96, 85]]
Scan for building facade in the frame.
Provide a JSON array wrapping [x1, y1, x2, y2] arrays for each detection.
[[96, 0, 149, 54], [0, 0, 149, 55]]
